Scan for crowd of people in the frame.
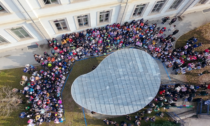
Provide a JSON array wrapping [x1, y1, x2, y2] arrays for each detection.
[[16, 46, 72, 125], [13, 15, 210, 125], [47, 16, 210, 75], [16, 60, 66, 125], [47, 17, 181, 62], [151, 35, 208, 75]]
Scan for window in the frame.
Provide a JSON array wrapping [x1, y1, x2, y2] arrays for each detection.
[[50, 18, 70, 33], [133, 4, 146, 17], [197, 0, 208, 5], [54, 19, 68, 31], [77, 15, 89, 27], [152, 0, 166, 13], [43, 0, 58, 5], [0, 2, 9, 14], [169, 0, 183, 9], [71, 0, 90, 3], [11, 27, 31, 39], [38, 0, 60, 7], [0, 36, 7, 44], [0, 5, 6, 13], [99, 11, 110, 23]]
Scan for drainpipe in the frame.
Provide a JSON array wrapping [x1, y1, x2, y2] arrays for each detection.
[[17, 0, 48, 41], [120, 0, 129, 25]]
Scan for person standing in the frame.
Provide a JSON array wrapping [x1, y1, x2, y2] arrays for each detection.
[[162, 17, 170, 24], [169, 17, 177, 25], [172, 30, 179, 35]]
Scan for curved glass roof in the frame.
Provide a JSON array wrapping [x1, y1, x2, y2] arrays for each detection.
[[71, 49, 161, 115]]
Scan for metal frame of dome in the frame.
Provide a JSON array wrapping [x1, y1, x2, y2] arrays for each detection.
[[71, 49, 161, 115]]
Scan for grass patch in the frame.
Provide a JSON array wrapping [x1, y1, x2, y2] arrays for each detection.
[[175, 23, 210, 49], [0, 68, 31, 126]]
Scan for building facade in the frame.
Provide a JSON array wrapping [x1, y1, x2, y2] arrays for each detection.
[[0, 0, 210, 51]]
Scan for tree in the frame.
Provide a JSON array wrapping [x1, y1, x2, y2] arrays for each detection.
[[0, 86, 22, 117]]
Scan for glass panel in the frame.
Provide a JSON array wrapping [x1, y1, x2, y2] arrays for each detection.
[[12, 30, 25, 38], [137, 8, 143, 15], [133, 8, 138, 16], [19, 28, 30, 37], [134, 4, 145, 16], [174, 0, 182, 8], [152, 0, 165, 12], [78, 19, 83, 26], [100, 11, 110, 23], [0, 36, 6, 43], [51, 0, 58, 3], [0, 5, 5, 12], [77, 15, 88, 27], [156, 6, 161, 12], [170, 0, 182, 9], [11, 27, 30, 38], [100, 15, 104, 22], [83, 17, 88, 26], [199, 0, 206, 4], [61, 21, 67, 30], [152, 4, 158, 12], [44, 0, 51, 4], [55, 22, 62, 30], [105, 13, 109, 21], [44, 0, 57, 5]]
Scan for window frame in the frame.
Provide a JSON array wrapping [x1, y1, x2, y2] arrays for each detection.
[[38, 0, 61, 8], [151, 0, 167, 13], [0, 35, 9, 45], [70, 0, 90, 3], [6, 26, 33, 41], [97, 10, 113, 26], [50, 18, 70, 34], [130, 3, 148, 19], [0, 1, 10, 15], [196, 0, 208, 6], [74, 13, 91, 30], [169, 0, 184, 10]]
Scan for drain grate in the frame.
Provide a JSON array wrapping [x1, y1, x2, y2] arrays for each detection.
[[203, 8, 210, 13], [28, 45, 38, 49]]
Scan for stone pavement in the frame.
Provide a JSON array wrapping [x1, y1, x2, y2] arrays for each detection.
[[0, 44, 51, 70], [184, 117, 210, 126]]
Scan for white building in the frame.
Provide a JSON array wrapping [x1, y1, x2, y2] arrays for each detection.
[[0, 0, 210, 51]]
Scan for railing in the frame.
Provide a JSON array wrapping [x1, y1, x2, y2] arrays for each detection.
[[166, 112, 185, 126], [197, 99, 203, 114], [197, 99, 210, 115]]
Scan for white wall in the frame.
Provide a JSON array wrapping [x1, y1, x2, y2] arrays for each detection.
[[0, 0, 210, 50], [0, 0, 26, 24]]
